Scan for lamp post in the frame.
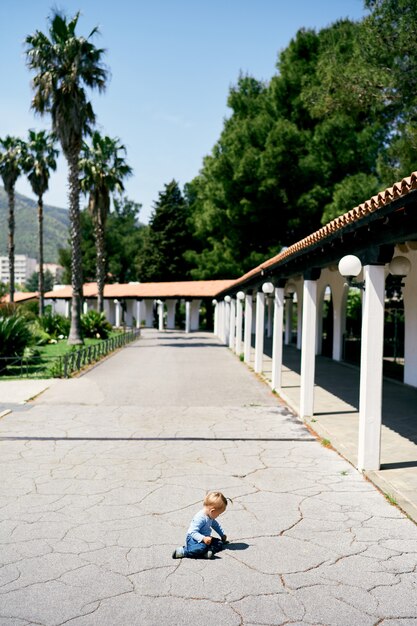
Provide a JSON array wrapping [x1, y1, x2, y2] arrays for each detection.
[[338, 254, 364, 289]]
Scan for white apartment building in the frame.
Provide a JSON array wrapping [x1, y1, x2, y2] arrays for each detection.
[[0, 255, 37, 286], [40, 263, 64, 282]]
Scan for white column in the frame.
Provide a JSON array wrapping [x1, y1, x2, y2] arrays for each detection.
[[267, 297, 273, 338], [185, 300, 191, 333], [254, 291, 265, 374], [216, 301, 221, 340], [244, 293, 253, 364], [136, 300, 142, 330], [358, 265, 386, 471], [219, 301, 226, 343], [403, 255, 417, 387], [224, 299, 231, 345], [213, 301, 218, 337], [217, 301, 223, 340], [297, 294, 302, 350], [65, 300, 70, 319], [272, 287, 284, 391], [114, 299, 121, 327], [229, 298, 236, 350], [158, 300, 164, 330], [166, 299, 177, 329], [83, 300, 88, 314], [404, 294, 417, 387], [300, 280, 318, 418], [284, 296, 293, 345], [332, 282, 346, 361], [235, 295, 244, 355]]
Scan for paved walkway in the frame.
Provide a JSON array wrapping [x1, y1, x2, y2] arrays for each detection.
[[1, 330, 417, 625]]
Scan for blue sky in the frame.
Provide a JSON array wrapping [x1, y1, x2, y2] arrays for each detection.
[[0, 0, 366, 223]]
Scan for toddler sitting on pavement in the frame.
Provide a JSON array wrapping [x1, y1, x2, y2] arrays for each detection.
[[172, 491, 230, 559]]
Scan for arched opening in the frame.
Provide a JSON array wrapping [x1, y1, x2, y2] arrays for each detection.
[[321, 285, 333, 357], [384, 274, 405, 381], [343, 287, 362, 364], [284, 282, 298, 346]]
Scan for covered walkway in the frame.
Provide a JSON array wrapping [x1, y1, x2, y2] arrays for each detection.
[[1, 329, 417, 625], [254, 341, 417, 521]]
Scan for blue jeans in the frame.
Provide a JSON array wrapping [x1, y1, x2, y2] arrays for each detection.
[[184, 536, 224, 558]]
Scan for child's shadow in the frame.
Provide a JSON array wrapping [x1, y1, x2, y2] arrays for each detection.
[[213, 542, 250, 557], [224, 542, 249, 551]]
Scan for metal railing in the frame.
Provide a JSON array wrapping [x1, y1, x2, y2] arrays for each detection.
[[0, 329, 140, 379], [61, 329, 140, 377]]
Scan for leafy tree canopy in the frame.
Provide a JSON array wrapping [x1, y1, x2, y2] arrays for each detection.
[[25, 269, 54, 292], [187, 17, 392, 278], [58, 196, 144, 284], [136, 180, 194, 282]]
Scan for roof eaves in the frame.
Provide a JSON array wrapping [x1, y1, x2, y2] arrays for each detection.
[[215, 171, 417, 298]]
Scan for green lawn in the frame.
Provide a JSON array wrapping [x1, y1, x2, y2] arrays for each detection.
[[0, 332, 123, 380], [36, 337, 106, 358]]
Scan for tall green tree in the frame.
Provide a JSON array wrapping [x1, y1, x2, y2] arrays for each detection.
[[188, 20, 391, 279], [58, 197, 145, 285], [0, 136, 26, 303], [22, 129, 58, 315], [26, 269, 54, 293], [107, 197, 145, 283], [363, 0, 417, 182], [301, 4, 417, 185], [26, 10, 108, 344], [188, 75, 276, 278], [80, 132, 132, 311], [136, 180, 193, 282]]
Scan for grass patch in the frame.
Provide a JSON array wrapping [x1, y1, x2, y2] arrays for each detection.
[[321, 438, 332, 448], [384, 493, 398, 506], [37, 336, 111, 358], [0, 332, 123, 380]]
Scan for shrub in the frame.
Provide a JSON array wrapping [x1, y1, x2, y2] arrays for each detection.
[[0, 303, 18, 318], [30, 323, 53, 346], [81, 310, 112, 339], [38, 311, 70, 339], [0, 314, 34, 358]]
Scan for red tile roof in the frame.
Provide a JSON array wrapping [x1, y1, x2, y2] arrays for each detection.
[[1, 292, 38, 304], [225, 171, 417, 292], [44, 283, 98, 299], [44, 280, 235, 300], [38, 171, 417, 302]]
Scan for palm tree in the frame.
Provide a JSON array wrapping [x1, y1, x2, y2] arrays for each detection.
[[23, 130, 58, 316], [0, 136, 26, 303], [25, 11, 108, 344], [80, 132, 132, 312]]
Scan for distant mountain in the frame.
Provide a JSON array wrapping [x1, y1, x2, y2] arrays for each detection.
[[0, 187, 69, 264]]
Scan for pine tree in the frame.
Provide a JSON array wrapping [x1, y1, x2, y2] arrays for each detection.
[[137, 181, 193, 282]]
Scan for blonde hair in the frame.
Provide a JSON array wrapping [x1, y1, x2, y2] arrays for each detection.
[[203, 491, 231, 510]]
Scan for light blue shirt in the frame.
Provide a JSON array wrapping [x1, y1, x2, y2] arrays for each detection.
[[187, 509, 226, 543]]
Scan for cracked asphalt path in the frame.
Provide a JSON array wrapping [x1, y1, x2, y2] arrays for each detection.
[[1, 329, 417, 626]]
